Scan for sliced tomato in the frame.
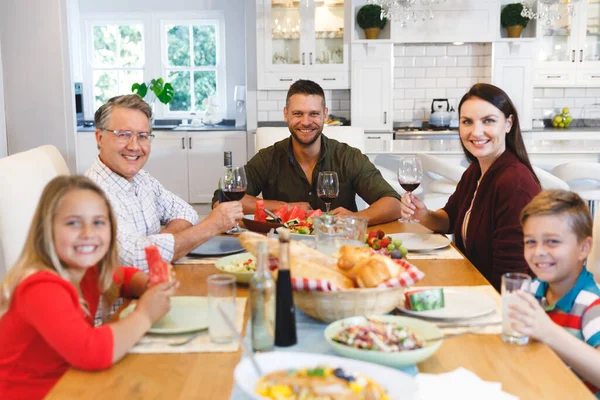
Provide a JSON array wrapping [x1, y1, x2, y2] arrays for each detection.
[[253, 199, 268, 222], [145, 245, 171, 287], [273, 204, 289, 222], [287, 205, 306, 222], [306, 209, 323, 219]]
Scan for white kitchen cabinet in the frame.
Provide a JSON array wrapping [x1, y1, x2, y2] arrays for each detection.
[[143, 132, 189, 202], [492, 42, 534, 131], [256, 0, 349, 89], [351, 43, 393, 132], [534, 0, 600, 87], [187, 131, 247, 203], [75, 132, 98, 174]]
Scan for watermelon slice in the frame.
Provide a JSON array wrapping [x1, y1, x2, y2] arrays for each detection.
[[145, 245, 172, 287], [287, 205, 306, 222], [273, 204, 289, 222], [306, 209, 323, 219], [254, 199, 268, 222]]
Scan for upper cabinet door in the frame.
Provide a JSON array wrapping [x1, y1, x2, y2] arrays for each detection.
[[266, 0, 304, 70], [309, 0, 346, 68], [535, 1, 578, 68], [579, 0, 600, 68]]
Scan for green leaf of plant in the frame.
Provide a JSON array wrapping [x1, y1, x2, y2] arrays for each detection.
[[156, 82, 175, 104], [131, 82, 148, 98]]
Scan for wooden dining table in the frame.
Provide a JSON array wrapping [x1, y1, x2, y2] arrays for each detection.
[[47, 221, 595, 400]]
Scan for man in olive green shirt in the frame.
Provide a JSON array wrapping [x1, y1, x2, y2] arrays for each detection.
[[212, 80, 402, 225]]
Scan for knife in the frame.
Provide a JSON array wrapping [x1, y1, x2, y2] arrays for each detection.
[[264, 208, 282, 224]]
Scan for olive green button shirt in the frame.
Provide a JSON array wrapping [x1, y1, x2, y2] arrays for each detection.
[[212, 135, 401, 212]]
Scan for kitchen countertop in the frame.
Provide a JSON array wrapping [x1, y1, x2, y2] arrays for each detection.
[[77, 120, 246, 133]]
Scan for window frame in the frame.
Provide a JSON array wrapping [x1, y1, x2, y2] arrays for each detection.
[[159, 15, 227, 119]]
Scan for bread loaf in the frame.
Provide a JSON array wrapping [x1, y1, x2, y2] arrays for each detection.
[[352, 255, 401, 288]]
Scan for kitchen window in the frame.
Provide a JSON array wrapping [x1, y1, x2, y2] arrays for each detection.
[[87, 22, 145, 110], [160, 19, 226, 117]]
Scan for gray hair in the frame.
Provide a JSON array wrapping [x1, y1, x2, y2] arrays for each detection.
[[94, 94, 153, 132]]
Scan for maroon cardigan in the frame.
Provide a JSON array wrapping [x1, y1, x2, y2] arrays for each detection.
[[442, 150, 541, 291]]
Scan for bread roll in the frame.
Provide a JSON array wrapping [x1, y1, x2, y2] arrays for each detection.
[[352, 255, 402, 288], [337, 245, 373, 275]]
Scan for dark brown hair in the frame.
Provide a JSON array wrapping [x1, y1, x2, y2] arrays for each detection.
[[286, 79, 326, 109], [520, 189, 592, 241], [458, 83, 540, 186]]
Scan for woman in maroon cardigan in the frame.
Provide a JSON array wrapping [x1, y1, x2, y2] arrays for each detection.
[[401, 84, 541, 291]]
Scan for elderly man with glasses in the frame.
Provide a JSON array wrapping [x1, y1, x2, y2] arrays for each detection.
[[85, 94, 243, 272]]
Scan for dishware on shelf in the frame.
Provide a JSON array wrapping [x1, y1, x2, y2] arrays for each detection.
[[220, 165, 247, 234], [501, 273, 532, 345], [313, 214, 367, 256], [398, 156, 423, 223], [234, 351, 418, 400], [119, 297, 209, 334], [316, 171, 339, 213], [397, 288, 497, 320], [387, 233, 451, 252], [207, 274, 237, 344], [324, 315, 443, 368]]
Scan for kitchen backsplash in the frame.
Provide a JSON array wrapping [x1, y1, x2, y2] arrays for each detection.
[[532, 88, 600, 120], [393, 43, 492, 123], [257, 89, 350, 122]]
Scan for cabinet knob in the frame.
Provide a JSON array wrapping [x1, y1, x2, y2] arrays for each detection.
[[580, 49, 583, 63], [383, 111, 387, 124], [309, 52, 313, 65], [546, 75, 562, 79], [189, 137, 192, 149], [572, 50, 576, 63], [323, 78, 336, 81], [302, 53, 305, 65], [279, 78, 293, 82], [181, 137, 185, 149]]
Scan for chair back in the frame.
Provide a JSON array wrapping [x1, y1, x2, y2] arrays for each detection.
[[255, 126, 365, 153], [552, 162, 600, 183], [418, 153, 466, 182], [0, 145, 69, 271], [532, 166, 569, 190]]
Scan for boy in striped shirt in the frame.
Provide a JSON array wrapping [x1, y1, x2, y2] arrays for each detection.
[[508, 190, 600, 398]]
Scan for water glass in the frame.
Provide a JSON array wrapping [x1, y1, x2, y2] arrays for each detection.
[[313, 215, 367, 256], [501, 272, 532, 345], [207, 274, 237, 344]]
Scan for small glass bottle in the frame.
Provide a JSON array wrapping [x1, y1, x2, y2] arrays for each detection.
[[249, 241, 275, 352], [274, 229, 297, 347]]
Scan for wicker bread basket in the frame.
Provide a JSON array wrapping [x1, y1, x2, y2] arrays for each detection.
[[294, 286, 405, 323]]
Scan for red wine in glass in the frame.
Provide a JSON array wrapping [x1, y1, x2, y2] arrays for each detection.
[[400, 182, 420, 192], [318, 194, 338, 203], [221, 188, 246, 202], [316, 171, 339, 213]]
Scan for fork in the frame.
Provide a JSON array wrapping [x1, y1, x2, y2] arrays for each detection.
[[168, 331, 204, 347]]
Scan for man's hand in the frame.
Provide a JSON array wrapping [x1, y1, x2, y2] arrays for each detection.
[[204, 201, 244, 233], [330, 207, 354, 217], [286, 202, 312, 212]]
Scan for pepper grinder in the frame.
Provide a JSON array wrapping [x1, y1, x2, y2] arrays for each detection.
[[274, 228, 297, 347]]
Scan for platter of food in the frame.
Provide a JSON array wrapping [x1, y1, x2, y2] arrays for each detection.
[[215, 252, 256, 283], [324, 315, 442, 368], [234, 351, 417, 399], [243, 200, 322, 235]]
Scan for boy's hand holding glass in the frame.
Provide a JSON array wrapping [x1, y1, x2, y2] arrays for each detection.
[[508, 290, 558, 343]]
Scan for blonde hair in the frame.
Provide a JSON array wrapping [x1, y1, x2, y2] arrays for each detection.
[[0, 176, 121, 320], [520, 189, 592, 242]]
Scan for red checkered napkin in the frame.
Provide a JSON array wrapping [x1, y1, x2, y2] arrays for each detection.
[[289, 258, 425, 292]]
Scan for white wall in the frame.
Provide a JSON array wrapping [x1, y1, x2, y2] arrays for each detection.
[[78, 0, 246, 120], [0, 41, 7, 159], [0, 0, 76, 169]]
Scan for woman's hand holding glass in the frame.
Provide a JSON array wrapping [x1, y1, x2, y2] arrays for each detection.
[[398, 156, 423, 223], [400, 192, 429, 223]]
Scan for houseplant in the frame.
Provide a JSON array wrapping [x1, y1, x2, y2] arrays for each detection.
[[131, 78, 174, 105], [356, 4, 387, 40], [500, 3, 530, 38]]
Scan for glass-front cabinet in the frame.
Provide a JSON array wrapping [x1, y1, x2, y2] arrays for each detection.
[[534, 0, 600, 86], [257, 0, 349, 89]]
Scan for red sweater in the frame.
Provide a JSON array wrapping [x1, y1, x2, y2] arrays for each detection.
[[443, 150, 541, 291], [0, 265, 139, 400]]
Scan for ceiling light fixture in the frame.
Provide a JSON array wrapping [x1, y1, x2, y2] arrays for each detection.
[[367, 0, 446, 28], [520, 0, 580, 27]]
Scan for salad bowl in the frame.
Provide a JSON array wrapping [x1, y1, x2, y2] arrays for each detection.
[[324, 315, 442, 368]]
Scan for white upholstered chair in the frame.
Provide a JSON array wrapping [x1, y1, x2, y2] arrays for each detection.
[[552, 162, 600, 216], [532, 166, 569, 190], [0, 145, 69, 272]]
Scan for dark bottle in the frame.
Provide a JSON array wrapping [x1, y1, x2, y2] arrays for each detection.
[[274, 229, 297, 347], [249, 241, 275, 352]]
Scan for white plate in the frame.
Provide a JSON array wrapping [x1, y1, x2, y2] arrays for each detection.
[[234, 351, 417, 400], [120, 296, 209, 334], [388, 233, 451, 252], [397, 288, 497, 320], [215, 252, 256, 284]]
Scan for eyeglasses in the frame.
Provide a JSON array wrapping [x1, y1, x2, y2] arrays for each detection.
[[102, 129, 155, 145]]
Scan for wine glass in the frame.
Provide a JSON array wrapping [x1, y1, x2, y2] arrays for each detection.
[[220, 165, 247, 234], [316, 171, 339, 213], [398, 156, 423, 223]]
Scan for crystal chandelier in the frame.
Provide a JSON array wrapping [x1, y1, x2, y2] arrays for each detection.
[[520, 0, 580, 27], [367, 0, 445, 28]]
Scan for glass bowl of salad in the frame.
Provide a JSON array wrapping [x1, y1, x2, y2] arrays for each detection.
[[324, 315, 443, 368]]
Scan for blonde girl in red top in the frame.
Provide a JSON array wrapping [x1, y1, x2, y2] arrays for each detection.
[[0, 175, 179, 399]]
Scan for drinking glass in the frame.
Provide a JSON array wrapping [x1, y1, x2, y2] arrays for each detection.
[[220, 165, 247, 234], [398, 156, 423, 223], [207, 274, 237, 344], [501, 272, 532, 345], [316, 171, 339, 213], [314, 215, 368, 256]]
